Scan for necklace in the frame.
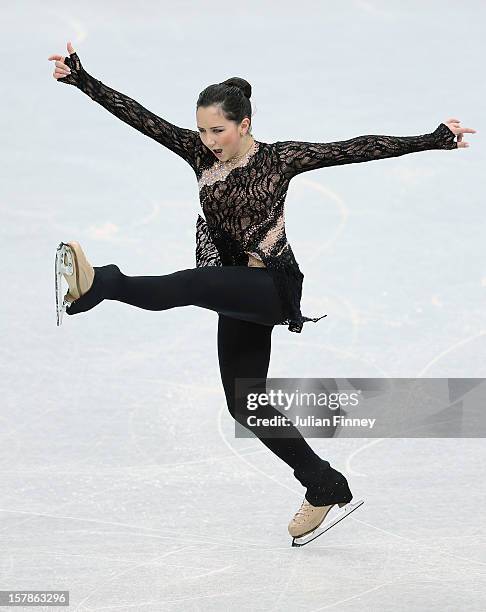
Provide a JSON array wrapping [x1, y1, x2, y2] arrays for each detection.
[[226, 138, 255, 162], [198, 140, 260, 190]]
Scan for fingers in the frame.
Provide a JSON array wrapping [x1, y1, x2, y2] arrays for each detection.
[[53, 70, 70, 79], [48, 55, 70, 71], [445, 118, 477, 134], [444, 118, 477, 149], [456, 127, 477, 135], [48, 41, 76, 63], [54, 59, 69, 69], [51, 58, 72, 79], [49, 42, 78, 80], [456, 127, 475, 148]]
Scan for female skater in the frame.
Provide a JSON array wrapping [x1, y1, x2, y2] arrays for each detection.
[[48, 41, 475, 545]]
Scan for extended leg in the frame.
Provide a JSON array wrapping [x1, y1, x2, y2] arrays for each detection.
[[67, 264, 284, 326]]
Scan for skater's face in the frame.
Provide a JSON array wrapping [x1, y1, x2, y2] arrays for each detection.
[[196, 105, 251, 162]]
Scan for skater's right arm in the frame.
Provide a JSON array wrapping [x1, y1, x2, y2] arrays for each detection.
[[49, 44, 199, 171]]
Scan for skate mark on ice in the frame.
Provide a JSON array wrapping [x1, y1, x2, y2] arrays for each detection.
[[76, 544, 234, 610], [75, 544, 195, 609], [267, 546, 306, 612], [416, 330, 486, 377], [217, 400, 302, 498], [309, 570, 421, 611], [0, 506, 274, 551]]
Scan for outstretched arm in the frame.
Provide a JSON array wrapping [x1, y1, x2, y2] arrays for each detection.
[[55, 48, 199, 171], [276, 120, 473, 180]]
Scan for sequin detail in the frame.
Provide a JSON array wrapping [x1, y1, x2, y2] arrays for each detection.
[[197, 141, 260, 190], [257, 211, 286, 255]]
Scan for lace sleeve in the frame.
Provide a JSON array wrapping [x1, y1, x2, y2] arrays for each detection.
[[276, 122, 458, 179], [62, 52, 199, 171]]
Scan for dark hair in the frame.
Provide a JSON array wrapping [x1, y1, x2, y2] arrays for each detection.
[[196, 77, 253, 135]]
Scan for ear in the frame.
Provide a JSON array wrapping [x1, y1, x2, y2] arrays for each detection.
[[241, 117, 251, 134]]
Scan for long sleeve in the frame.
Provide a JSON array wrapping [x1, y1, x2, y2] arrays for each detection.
[[276, 122, 457, 180], [62, 52, 200, 171]]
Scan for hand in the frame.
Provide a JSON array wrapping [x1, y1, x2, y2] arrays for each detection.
[[48, 41, 85, 87], [48, 41, 75, 80], [442, 118, 477, 148]]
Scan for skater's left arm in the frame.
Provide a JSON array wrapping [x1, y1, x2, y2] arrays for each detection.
[[275, 119, 476, 180]]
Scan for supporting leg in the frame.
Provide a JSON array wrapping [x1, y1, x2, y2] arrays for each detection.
[[216, 314, 326, 472]]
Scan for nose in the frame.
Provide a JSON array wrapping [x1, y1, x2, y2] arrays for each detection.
[[202, 136, 215, 148]]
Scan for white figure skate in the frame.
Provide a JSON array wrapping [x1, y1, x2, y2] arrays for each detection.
[[55, 241, 94, 326], [290, 499, 365, 547]]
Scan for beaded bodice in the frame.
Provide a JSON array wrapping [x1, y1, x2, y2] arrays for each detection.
[[197, 140, 260, 190], [61, 51, 458, 332]]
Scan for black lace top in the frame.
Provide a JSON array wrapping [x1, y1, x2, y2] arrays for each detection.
[[61, 51, 458, 332]]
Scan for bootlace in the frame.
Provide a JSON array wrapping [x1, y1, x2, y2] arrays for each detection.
[[293, 499, 314, 523]]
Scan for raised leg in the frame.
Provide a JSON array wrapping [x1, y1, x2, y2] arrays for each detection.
[[67, 264, 284, 326]]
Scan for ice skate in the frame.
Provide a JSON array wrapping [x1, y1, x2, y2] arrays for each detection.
[[55, 241, 94, 326], [289, 498, 364, 547]]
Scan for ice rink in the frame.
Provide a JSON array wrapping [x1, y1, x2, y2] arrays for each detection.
[[1, 0, 485, 609]]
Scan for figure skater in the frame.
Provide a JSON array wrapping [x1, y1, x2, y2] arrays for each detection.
[[48, 41, 475, 546]]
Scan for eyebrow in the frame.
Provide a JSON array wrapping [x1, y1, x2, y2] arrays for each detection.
[[197, 125, 225, 129]]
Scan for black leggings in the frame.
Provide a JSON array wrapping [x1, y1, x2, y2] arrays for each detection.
[[67, 264, 352, 505]]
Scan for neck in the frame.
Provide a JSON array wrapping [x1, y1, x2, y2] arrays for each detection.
[[228, 135, 255, 161]]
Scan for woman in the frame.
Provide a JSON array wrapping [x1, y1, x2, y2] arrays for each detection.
[[48, 41, 475, 545]]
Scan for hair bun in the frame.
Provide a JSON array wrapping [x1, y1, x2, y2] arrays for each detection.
[[221, 77, 252, 99]]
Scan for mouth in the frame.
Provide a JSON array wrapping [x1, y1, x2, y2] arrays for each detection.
[[213, 149, 223, 156]]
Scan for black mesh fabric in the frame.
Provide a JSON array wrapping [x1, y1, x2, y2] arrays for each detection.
[[61, 51, 458, 332]]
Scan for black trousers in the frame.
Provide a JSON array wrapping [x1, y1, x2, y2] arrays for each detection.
[[67, 264, 353, 505]]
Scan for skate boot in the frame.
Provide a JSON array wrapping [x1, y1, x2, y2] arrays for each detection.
[[55, 241, 95, 325], [288, 498, 364, 547], [55, 241, 120, 325], [290, 462, 364, 546], [289, 498, 348, 538]]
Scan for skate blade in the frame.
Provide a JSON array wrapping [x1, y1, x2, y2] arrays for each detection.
[[291, 499, 364, 547], [55, 242, 74, 326]]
